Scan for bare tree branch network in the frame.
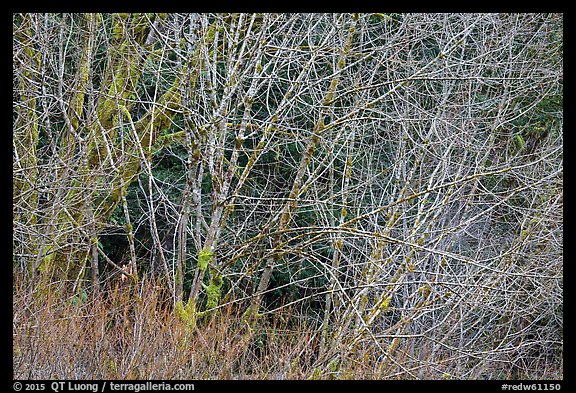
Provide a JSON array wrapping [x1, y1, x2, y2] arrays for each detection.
[[13, 13, 562, 379]]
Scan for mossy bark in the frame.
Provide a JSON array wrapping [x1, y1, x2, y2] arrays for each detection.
[[17, 14, 186, 290], [13, 14, 41, 274]]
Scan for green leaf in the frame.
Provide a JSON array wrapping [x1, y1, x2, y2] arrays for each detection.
[[514, 135, 526, 152], [197, 247, 213, 271], [205, 273, 223, 309]]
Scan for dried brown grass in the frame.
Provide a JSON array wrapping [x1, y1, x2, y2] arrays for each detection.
[[13, 273, 562, 380], [13, 275, 332, 380]]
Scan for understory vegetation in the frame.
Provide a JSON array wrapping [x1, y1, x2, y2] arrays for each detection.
[[13, 13, 562, 379]]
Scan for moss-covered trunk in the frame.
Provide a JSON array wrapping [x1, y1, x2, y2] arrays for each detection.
[[14, 13, 186, 294], [13, 14, 41, 272]]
